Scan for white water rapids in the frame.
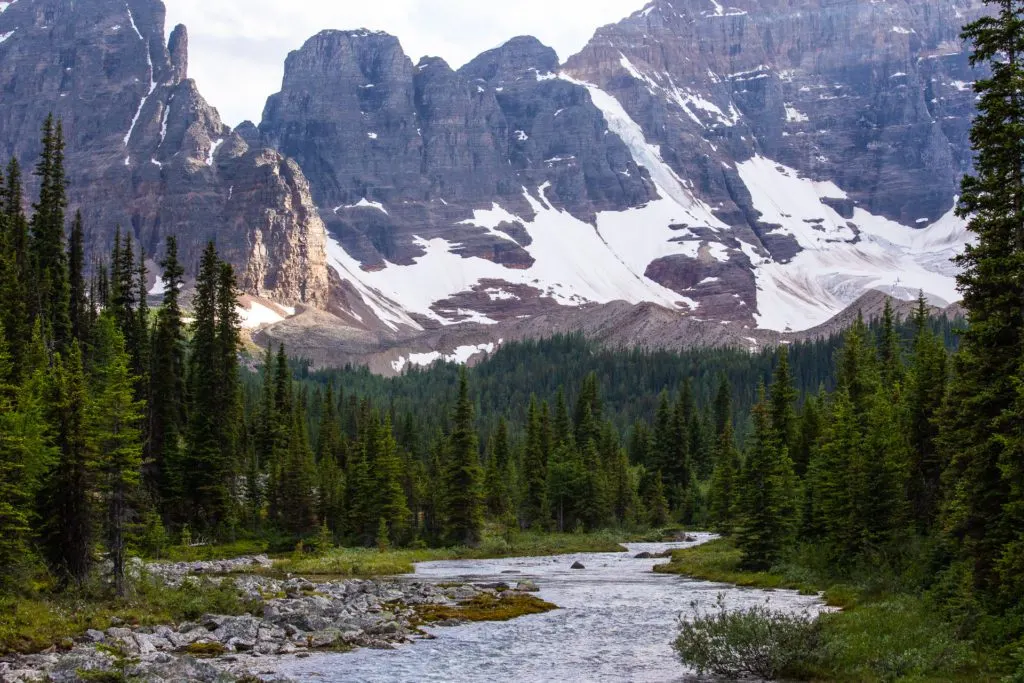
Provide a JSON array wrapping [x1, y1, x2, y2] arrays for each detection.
[[272, 534, 825, 682]]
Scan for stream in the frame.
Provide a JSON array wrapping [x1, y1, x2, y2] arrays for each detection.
[[272, 534, 825, 682]]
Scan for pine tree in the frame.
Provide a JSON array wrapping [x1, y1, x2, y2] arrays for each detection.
[[184, 243, 239, 532], [712, 373, 732, 437], [441, 370, 485, 546], [372, 417, 411, 544], [92, 316, 144, 597], [878, 297, 904, 388], [0, 323, 54, 585], [484, 417, 513, 518], [67, 211, 90, 346], [29, 116, 71, 353], [41, 342, 96, 584], [0, 159, 31, 371], [708, 420, 741, 534], [279, 404, 317, 536], [906, 293, 948, 530], [521, 396, 548, 529], [769, 348, 799, 456], [939, 0, 1024, 599], [149, 237, 187, 509], [736, 388, 797, 571]]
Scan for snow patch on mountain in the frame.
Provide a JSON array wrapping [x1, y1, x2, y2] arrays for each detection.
[[736, 156, 968, 331]]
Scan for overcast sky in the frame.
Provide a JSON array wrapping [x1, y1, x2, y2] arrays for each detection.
[[164, 0, 647, 127]]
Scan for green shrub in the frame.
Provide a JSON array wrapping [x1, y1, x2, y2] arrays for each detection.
[[673, 594, 822, 680]]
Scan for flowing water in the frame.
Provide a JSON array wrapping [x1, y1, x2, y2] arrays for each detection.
[[273, 534, 825, 682]]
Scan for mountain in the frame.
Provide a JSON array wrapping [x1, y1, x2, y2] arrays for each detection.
[[0, 0, 329, 306], [0, 0, 981, 370]]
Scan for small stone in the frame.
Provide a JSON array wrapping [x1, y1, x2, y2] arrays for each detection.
[[571, 561, 585, 570]]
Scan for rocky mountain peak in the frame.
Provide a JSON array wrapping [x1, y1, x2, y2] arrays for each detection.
[[458, 35, 560, 84]]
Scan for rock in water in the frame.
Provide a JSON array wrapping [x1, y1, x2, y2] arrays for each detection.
[[634, 552, 653, 559], [571, 562, 585, 570]]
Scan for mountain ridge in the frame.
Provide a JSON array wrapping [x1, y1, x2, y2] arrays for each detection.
[[0, 0, 980, 367]]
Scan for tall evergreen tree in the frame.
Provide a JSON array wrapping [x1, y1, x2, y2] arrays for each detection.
[[92, 316, 144, 597], [0, 159, 30, 371], [736, 388, 797, 570], [29, 116, 71, 352], [708, 420, 741, 534], [67, 211, 89, 346], [939, 0, 1024, 600], [40, 343, 95, 584], [149, 237, 187, 508], [442, 370, 485, 546]]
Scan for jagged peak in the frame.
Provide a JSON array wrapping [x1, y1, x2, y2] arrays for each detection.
[[458, 35, 559, 84]]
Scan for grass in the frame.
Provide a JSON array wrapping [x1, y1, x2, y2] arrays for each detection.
[[275, 530, 630, 577], [660, 538, 995, 682], [0, 576, 259, 655], [413, 593, 558, 625], [654, 538, 854, 607]]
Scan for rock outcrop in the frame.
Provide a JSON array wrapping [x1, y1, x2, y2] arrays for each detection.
[[0, 0, 329, 306]]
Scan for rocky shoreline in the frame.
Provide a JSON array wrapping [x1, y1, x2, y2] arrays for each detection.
[[0, 556, 545, 683]]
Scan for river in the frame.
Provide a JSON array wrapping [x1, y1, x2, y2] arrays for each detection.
[[272, 534, 825, 682]]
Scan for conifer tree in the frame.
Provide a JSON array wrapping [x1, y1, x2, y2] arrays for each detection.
[[92, 316, 144, 597], [485, 417, 513, 518], [906, 293, 948, 530], [769, 349, 798, 456], [0, 323, 53, 585], [41, 342, 95, 584], [29, 116, 71, 352], [521, 396, 548, 529], [708, 420, 741, 534], [372, 417, 411, 544], [939, 0, 1024, 598], [0, 159, 31, 371], [67, 211, 89, 347], [878, 298, 904, 388], [736, 388, 797, 570], [279, 404, 317, 536], [442, 371, 485, 546], [149, 237, 187, 508]]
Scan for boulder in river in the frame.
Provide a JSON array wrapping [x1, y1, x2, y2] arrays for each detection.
[[634, 552, 653, 559], [571, 562, 585, 570]]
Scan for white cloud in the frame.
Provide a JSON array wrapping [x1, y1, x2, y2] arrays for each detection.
[[164, 0, 647, 126]]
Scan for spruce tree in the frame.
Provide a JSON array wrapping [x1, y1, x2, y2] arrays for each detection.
[[41, 342, 96, 584], [29, 116, 72, 352], [736, 388, 797, 570], [372, 417, 411, 544], [0, 159, 30, 369], [93, 316, 144, 597], [521, 396, 548, 529], [67, 211, 89, 346], [442, 370, 485, 546], [769, 348, 799, 456], [939, 0, 1024, 599], [149, 237, 187, 509], [708, 420, 741, 534], [0, 323, 54, 586]]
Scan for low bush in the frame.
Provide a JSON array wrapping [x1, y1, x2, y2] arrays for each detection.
[[673, 594, 822, 680]]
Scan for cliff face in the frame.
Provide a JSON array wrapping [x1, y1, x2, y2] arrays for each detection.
[[0, 0, 985, 356], [0, 0, 328, 306]]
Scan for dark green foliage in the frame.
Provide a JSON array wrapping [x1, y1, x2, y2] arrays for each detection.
[[735, 390, 797, 571], [936, 0, 1024, 607], [441, 371, 485, 546], [40, 343, 95, 585]]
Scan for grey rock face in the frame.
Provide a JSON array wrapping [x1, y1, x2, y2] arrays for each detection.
[[564, 0, 982, 231], [0, 0, 329, 306], [258, 30, 656, 278]]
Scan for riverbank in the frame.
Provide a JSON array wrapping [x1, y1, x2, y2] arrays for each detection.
[[0, 560, 554, 683], [657, 538, 1001, 681]]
